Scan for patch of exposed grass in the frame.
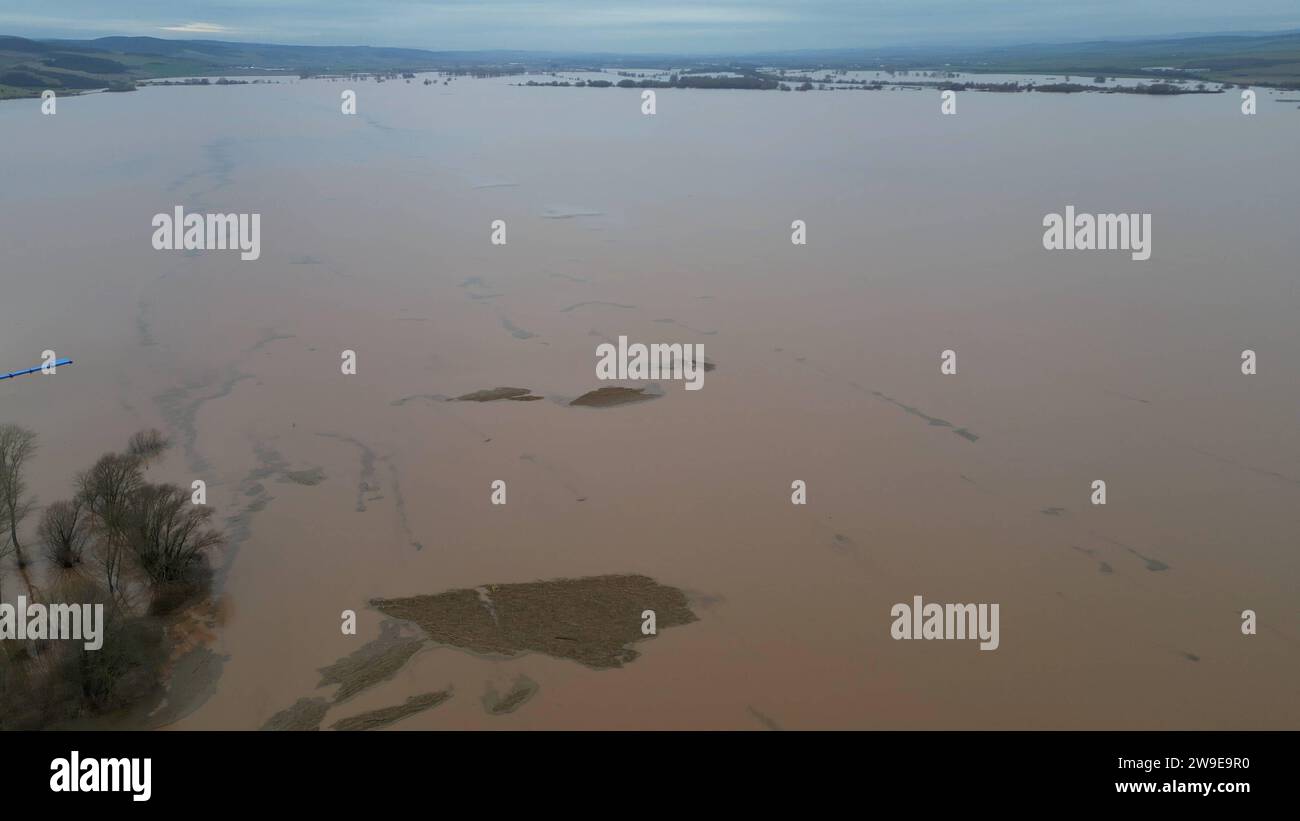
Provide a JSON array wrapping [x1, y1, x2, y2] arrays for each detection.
[[330, 690, 451, 731], [372, 574, 697, 669]]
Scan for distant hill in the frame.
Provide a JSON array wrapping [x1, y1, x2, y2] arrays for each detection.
[[0, 35, 576, 99], [910, 31, 1300, 86], [3, 29, 1299, 100]]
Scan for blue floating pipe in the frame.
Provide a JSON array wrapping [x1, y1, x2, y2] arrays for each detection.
[[1, 358, 73, 380]]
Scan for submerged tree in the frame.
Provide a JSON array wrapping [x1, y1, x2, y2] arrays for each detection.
[[126, 429, 171, 465], [77, 452, 144, 596], [77, 452, 143, 538], [38, 499, 90, 569], [127, 483, 222, 586], [0, 425, 38, 568], [0, 499, 10, 600]]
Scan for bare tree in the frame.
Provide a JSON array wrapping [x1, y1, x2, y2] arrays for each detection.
[[39, 499, 90, 569], [127, 483, 222, 585], [77, 452, 143, 597], [77, 453, 143, 538], [0, 501, 10, 600], [93, 536, 128, 601], [126, 429, 171, 466], [0, 425, 38, 568]]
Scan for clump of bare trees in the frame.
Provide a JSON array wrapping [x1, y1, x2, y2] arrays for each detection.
[[128, 483, 222, 586], [73, 436, 219, 605], [1, 426, 223, 728], [126, 428, 171, 465]]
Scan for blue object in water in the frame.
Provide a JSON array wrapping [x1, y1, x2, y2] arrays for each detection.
[[1, 358, 74, 380]]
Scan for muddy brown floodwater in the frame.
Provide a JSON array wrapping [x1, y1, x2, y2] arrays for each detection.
[[1, 74, 1298, 729]]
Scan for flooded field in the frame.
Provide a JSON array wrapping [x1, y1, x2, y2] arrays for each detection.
[[1, 73, 1297, 729]]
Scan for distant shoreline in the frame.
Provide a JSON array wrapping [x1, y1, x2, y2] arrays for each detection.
[[4, 28, 1300, 101], [1, 70, 1263, 104]]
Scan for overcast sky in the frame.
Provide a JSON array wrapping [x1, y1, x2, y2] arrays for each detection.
[[2, 1, 1298, 52]]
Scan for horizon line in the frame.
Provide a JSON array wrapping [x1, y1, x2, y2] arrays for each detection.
[[9, 25, 1300, 59]]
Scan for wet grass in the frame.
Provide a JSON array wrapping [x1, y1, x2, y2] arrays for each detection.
[[331, 690, 452, 731], [456, 387, 541, 402], [316, 622, 425, 703], [569, 387, 659, 408], [372, 574, 697, 669], [261, 697, 330, 731], [483, 675, 539, 715]]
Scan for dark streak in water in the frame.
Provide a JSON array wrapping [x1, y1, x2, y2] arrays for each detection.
[[390, 393, 452, 406], [860, 388, 981, 443], [249, 331, 295, 354], [748, 706, 784, 731], [136, 300, 157, 347], [316, 432, 378, 512], [684, 589, 726, 611], [653, 317, 718, 336], [1104, 390, 1151, 404], [520, 453, 584, 501], [155, 371, 252, 474], [1070, 545, 1114, 575], [386, 459, 424, 551], [560, 301, 636, 312], [1085, 531, 1170, 572], [388, 394, 493, 442], [1125, 547, 1170, 572], [542, 206, 603, 219], [1188, 446, 1300, 488], [167, 137, 236, 206], [501, 317, 537, 340]]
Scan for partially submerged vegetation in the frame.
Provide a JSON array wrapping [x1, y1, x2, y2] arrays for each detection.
[[316, 620, 424, 702], [524, 68, 779, 90], [569, 387, 659, 408], [526, 74, 1229, 95], [280, 467, 326, 486], [261, 697, 330, 731], [371, 574, 698, 669], [0, 427, 222, 729], [455, 387, 543, 402], [483, 675, 540, 715], [264, 574, 695, 729], [330, 690, 452, 731]]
